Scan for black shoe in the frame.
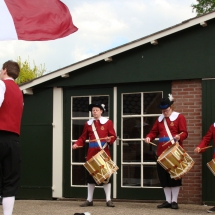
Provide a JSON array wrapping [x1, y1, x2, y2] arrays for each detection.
[[106, 200, 115, 207], [74, 213, 91, 215], [0, 197, 2, 206], [208, 206, 215, 213], [157, 201, 171, 208], [79, 200, 93, 207], [171, 202, 179, 209]]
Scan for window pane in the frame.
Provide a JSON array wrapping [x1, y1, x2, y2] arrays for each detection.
[[123, 117, 141, 139], [143, 165, 160, 187], [123, 165, 141, 186], [72, 119, 86, 140], [143, 92, 162, 114], [143, 116, 158, 137], [72, 165, 87, 185], [92, 96, 109, 117], [143, 140, 158, 162], [123, 141, 141, 162], [72, 147, 87, 163], [123, 93, 141, 115], [72, 97, 89, 117]]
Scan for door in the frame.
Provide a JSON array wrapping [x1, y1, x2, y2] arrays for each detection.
[[63, 87, 114, 198], [116, 82, 171, 200]]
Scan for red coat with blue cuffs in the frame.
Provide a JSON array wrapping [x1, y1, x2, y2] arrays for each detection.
[[74, 117, 117, 161], [146, 111, 188, 156], [197, 123, 215, 158]]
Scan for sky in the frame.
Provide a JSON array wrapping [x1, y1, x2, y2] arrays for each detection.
[[0, 0, 197, 73]]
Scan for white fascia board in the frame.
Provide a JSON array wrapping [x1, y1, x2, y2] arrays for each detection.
[[202, 77, 215, 80], [20, 12, 215, 91]]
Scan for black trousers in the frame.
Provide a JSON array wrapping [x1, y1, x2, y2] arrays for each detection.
[[157, 162, 182, 187], [0, 164, 2, 196], [0, 131, 21, 197]]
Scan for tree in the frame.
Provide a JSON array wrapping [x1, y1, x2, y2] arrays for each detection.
[[191, 0, 215, 15], [15, 56, 46, 85]]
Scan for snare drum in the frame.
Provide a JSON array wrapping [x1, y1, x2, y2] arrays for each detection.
[[157, 143, 194, 180], [207, 158, 215, 176], [83, 150, 119, 185]]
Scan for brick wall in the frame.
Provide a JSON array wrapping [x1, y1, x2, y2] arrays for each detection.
[[172, 79, 202, 204]]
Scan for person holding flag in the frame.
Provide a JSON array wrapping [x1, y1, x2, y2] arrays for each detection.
[[0, 60, 23, 215]]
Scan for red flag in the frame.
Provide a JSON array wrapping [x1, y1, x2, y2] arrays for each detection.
[[1, 0, 78, 41]]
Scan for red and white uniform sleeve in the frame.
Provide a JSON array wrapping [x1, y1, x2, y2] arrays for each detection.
[[197, 124, 215, 157], [146, 113, 188, 156], [75, 118, 117, 160]]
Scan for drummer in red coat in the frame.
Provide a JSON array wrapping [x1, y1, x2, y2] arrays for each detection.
[[194, 123, 215, 213], [145, 94, 188, 210], [72, 103, 117, 207], [194, 123, 215, 158]]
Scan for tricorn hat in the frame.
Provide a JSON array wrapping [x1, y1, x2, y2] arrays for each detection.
[[158, 94, 174, 109], [88, 103, 105, 112]]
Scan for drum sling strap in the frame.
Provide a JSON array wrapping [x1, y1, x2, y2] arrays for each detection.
[[91, 122, 108, 149], [91, 122, 110, 184], [163, 118, 175, 144]]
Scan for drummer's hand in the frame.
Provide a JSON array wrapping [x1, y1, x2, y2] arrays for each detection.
[[72, 144, 78, 150], [106, 136, 111, 142], [194, 147, 201, 153], [145, 137, 150, 144], [174, 135, 180, 142]]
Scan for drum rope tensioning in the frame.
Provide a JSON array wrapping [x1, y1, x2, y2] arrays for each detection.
[[157, 143, 194, 180]]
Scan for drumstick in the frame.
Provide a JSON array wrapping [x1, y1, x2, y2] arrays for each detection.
[[162, 132, 183, 147], [149, 141, 157, 146], [200, 145, 213, 151], [73, 136, 115, 148], [89, 136, 115, 142]]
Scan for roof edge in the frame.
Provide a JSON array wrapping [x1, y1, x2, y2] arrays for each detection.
[[20, 11, 215, 91]]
